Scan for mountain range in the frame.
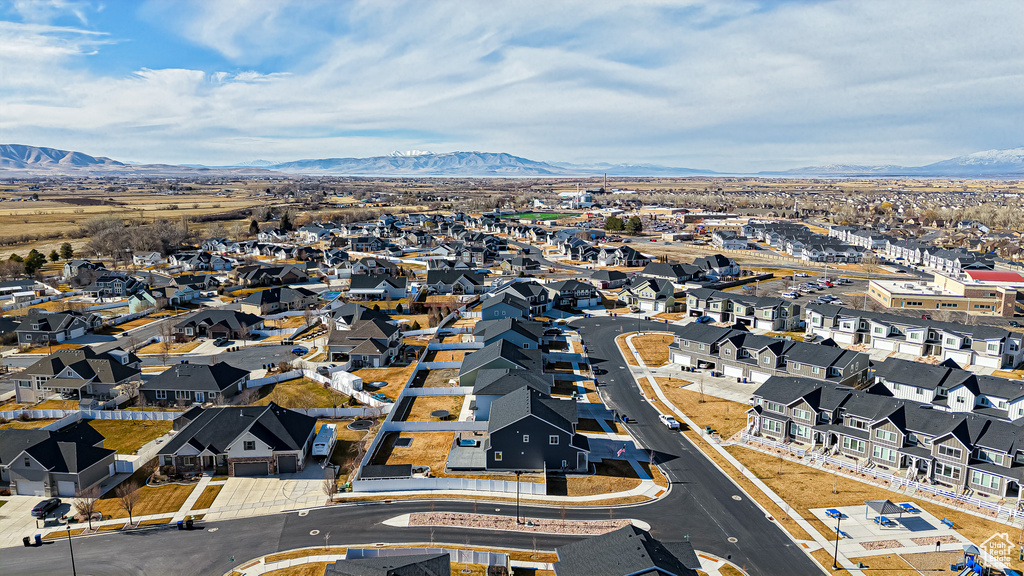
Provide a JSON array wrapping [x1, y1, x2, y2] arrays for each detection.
[[0, 143, 1021, 178]]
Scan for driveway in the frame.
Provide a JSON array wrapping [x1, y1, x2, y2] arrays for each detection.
[[201, 464, 326, 522], [0, 496, 67, 548]]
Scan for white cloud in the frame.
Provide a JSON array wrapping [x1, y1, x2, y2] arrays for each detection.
[[1, 0, 1022, 170]]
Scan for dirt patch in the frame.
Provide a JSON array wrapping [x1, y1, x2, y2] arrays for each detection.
[[422, 368, 460, 387], [656, 380, 748, 438]]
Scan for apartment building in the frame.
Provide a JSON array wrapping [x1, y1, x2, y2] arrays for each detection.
[[685, 288, 800, 331]]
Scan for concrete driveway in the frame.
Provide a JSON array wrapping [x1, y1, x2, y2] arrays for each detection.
[[200, 464, 327, 522], [0, 496, 68, 548]]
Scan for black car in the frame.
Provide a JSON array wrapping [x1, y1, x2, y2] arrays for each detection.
[[31, 498, 61, 518], [1009, 320, 1022, 328]]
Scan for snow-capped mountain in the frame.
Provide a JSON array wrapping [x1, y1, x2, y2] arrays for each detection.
[[917, 147, 1024, 176], [264, 151, 576, 176], [0, 144, 125, 170], [388, 150, 434, 157]]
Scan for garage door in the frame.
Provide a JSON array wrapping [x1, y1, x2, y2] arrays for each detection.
[[278, 455, 298, 474], [750, 370, 771, 383], [57, 481, 77, 497], [875, 339, 896, 352], [671, 352, 692, 366], [723, 365, 744, 378], [755, 319, 775, 330], [233, 462, 270, 477], [946, 351, 973, 366], [898, 342, 921, 355], [17, 480, 45, 496]]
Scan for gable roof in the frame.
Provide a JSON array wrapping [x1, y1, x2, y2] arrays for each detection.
[[488, 386, 577, 434], [159, 403, 315, 456], [325, 552, 451, 576], [472, 318, 544, 343], [473, 369, 553, 396], [176, 310, 263, 331], [141, 362, 249, 394], [460, 340, 541, 376], [553, 525, 700, 576], [350, 274, 408, 290], [22, 347, 140, 384]]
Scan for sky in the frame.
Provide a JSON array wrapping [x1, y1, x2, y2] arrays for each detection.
[[0, 0, 1021, 172]]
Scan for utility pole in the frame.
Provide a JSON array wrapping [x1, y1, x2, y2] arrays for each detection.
[[832, 515, 841, 570], [66, 525, 78, 576], [515, 470, 523, 524]]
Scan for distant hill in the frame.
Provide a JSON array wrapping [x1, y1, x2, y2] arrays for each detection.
[[263, 151, 576, 176], [766, 147, 1024, 177], [0, 144, 273, 177], [0, 144, 125, 170]]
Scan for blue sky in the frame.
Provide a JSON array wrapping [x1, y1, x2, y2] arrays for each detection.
[[1, 0, 1021, 171]]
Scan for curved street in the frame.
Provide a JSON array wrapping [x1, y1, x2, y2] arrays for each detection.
[[0, 317, 823, 576]]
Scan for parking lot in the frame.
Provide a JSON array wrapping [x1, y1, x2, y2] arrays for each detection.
[[750, 274, 870, 310]]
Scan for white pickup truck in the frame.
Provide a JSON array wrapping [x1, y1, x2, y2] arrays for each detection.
[[659, 414, 680, 430]]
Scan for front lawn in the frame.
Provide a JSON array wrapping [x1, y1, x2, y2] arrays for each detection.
[[631, 334, 674, 366], [94, 482, 197, 520], [137, 340, 203, 355], [252, 377, 351, 409], [192, 485, 223, 510], [87, 419, 172, 454], [563, 459, 648, 496]]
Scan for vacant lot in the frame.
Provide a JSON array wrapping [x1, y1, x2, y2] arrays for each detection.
[[405, 395, 464, 421], [352, 363, 417, 400], [87, 419, 172, 454], [631, 334, 674, 366], [372, 431, 454, 476], [252, 377, 350, 409], [656, 379, 747, 438], [565, 459, 648, 496], [422, 368, 460, 387]]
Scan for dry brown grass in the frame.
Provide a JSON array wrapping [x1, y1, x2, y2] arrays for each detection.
[[449, 564, 487, 575], [725, 444, 1024, 571], [252, 377, 349, 409], [615, 334, 639, 366], [423, 349, 467, 363], [16, 342, 83, 352], [810, 549, 849, 575], [137, 340, 202, 355], [87, 419, 172, 454], [32, 399, 79, 410], [846, 552, 956, 575], [118, 317, 158, 330], [192, 485, 223, 510], [576, 418, 623, 434], [94, 483, 197, 520], [654, 312, 688, 321], [404, 395, 465, 421], [372, 431, 454, 475], [656, 379, 748, 438], [566, 459, 645, 496], [0, 419, 57, 429], [352, 363, 417, 400], [264, 547, 347, 563], [261, 562, 330, 576], [422, 368, 460, 387], [138, 517, 173, 526], [632, 333, 674, 366]]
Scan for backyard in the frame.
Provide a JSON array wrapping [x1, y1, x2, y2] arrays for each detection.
[[351, 363, 418, 400], [252, 377, 352, 409], [371, 431, 455, 476], [404, 395, 465, 422], [322, 420, 370, 480], [87, 419, 173, 454], [421, 368, 460, 388], [422, 349, 468, 363]]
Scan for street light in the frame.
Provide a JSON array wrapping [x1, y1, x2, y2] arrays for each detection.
[[832, 514, 841, 571], [515, 470, 523, 524], [66, 525, 78, 576]]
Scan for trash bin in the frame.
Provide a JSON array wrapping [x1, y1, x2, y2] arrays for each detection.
[[185, 519, 194, 530], [34, 534, 42, 546], [22, 536, 30, 547], [177, 520, 184, 530]]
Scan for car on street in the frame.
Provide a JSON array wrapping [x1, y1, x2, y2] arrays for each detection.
[[31, 498, 61, 518], [695, 316, 713, 324], [291, 346, 309, 356], [1010, 320, 1022, 328], [659, 414, 680, 430], [795, 272, 810, 277], [592, 367, 607, 375]]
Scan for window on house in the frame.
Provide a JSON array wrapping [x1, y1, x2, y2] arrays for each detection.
[[523, 435, 530, 443], [971, 470, 1000, 490], [494, 451, 502, 461], [183, 456, 195, 466], [874, 429, 897, 443], [938, 445, 962, 459], [872, 446, 897, 462], [244, 441, 256, 451], [792, 408, 812, 421], [155, 390, 167, 400], [811, 366, 820, 375], [549, 435, 559, 445], [842, 437, 865, 452], [24, 457, 30, 467]]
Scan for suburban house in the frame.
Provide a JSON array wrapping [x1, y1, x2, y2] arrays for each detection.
[[490, 281, 551, 315], [805, 304, 1024, 369], [596, 246, 650, 268], [0, 421, 116, 497], [14, 347, 142, 403], [239, 286, 318, 315], [348, 274, 408, 300], [82, 273, 143, 299], [331, 302, 392, 330], [686, 288, 800, 331], [545, 279, 600, 309], [618, 277, 677, 312], [63, 259, 106, 280], [712, 230, 748, 250], [234, 264, 309, 286], [473, 318, 545, 349], [479, 293, 530, 321], [424, 270, 486, 295], [693, 254, 741, 278], [485, 386, 589, 472], [459, 339, 544, 387], [553, 525, 700, 576], [14, 309, 101, 347], [327, 318, 401, 367], [747, 375, 1024, 500], [158, 403, 316, 476], [500, 256, 542, 274], [640, 262, 702, 284], [588, 270, 629, 290], [668, 323, 869, 386], [139, 362, 250, 406], [173, 310, 264, 341], [351, 257, 399, 276], [132, 251, 163, 267], [325, 553, 452, 576]]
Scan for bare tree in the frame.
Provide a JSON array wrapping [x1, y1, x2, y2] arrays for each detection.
[[321, 467, 340, 501], [235, 387, 260, 406], [74, 485, 100, 530], [115, 482, 141, 526], [118, 379, 141, 406], [697, 375, 706, 404], [159, 319, 174, 364]]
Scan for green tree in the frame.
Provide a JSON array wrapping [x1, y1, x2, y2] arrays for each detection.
[[248, 219, 260, 236], [59, 242, 74, 260], [625, 216, 643, 236], [9, 253, 23, 263], [49, 250, 59, 262], [23, 249, 46, 274], [604, 216, 624, 232], [31, 193, 39, 200], [280, 211, 293, 232]]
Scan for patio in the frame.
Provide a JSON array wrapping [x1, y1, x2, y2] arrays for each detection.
[[810, 501, 970, 560]]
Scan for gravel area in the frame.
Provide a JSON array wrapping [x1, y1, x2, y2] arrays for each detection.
[[409, 512, 631, 535], [910, 535, 959, 546], [860, 539, 903, 550]]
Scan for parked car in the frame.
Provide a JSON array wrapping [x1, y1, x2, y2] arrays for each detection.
[[804, 334, 819, 342], [831, 300, 845, 306], [213, 337, 231, 347], [695, 316, 714, 324], [795, 272, 810, 277], [31, 498, 61, 518], [659, 414, 680, 430], [1009, 320, 1022, 328], [782, 292, 799, 299], [291, 346, 309, 356]]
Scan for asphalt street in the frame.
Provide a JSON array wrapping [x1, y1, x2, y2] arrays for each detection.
[[0, 317, 825, 575]]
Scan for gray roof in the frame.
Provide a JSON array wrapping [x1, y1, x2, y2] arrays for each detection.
[[472, 318, 544, 343], [487, 386, 578, 435], [326, 552, 450, 576], [473, 369, 553, 396], [807, 304, 1020, 341], [460, 340, 542, 377], [554, 525, 699, 576], [140, 362, 248, 394], [159, 403, 315, 456], [22, 347, 140, 384], [176, 310, 263, 331], [241, 286, 315, 306], [350, 274, 407, 290]]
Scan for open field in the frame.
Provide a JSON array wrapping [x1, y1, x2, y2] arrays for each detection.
[[87, 419, 172, 454], [656, 379, 748, 438]]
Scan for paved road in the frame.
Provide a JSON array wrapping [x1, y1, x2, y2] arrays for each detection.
[[1, 317, 824, 575]]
